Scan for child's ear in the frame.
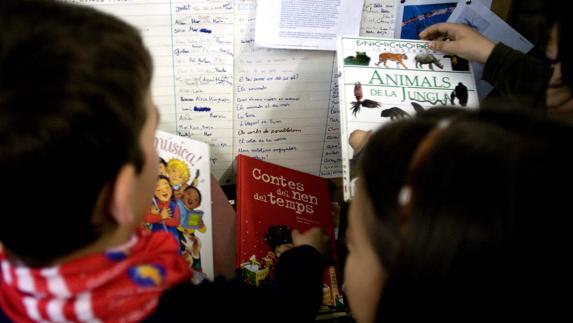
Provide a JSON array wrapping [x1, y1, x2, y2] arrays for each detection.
[[110, 164, 137, 225]]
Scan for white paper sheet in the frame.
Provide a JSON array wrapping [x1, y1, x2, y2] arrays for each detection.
[[359, 0, 398, 37], [70, 0, 236, 180], [235, 0, 342, 179], [72, 0, 343, 183], [255, 0, 365, 50]]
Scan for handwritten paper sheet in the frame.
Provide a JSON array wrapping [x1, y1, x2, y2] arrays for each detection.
[[70, 0, 235, 180], [168, 0, 235, 183], [360, 0, 397, 37], [235, 0, 342, 179], [71, 0, 342, 182], [254, 0, 364, 50]]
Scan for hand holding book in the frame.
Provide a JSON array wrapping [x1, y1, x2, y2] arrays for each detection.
[[236, 155, 345, 309], [292, 228, 329, 257], [420, 23, 495, 65]]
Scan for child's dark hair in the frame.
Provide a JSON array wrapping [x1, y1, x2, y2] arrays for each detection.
[[156, 175, 174, 196], [359, 106, 573, 320], [0, 0, 152, 265]]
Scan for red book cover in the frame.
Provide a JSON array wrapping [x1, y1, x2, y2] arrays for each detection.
[[236, 154, 344, 310]]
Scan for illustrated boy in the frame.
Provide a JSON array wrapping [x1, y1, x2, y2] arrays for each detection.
[[177, 186, 206, 234], [166, 158, 190, 200]]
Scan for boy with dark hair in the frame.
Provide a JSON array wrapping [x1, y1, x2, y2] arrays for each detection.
[[0, 1, 327, 322]]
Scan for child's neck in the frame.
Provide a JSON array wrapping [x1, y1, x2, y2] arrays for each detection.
[[51, 226, 135, 266]]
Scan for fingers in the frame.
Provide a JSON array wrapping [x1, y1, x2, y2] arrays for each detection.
[[291, 227, 329, 255], [419, 22, 459, 40], [428, 40, 459, 55], [291, 228, 301, 241], [291, 227, 322, 242], [419, 22, 471, 40], [349, 129, 371, 152], [307, 227, 326, 237]]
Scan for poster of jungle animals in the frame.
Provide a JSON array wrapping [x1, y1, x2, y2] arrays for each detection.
[[337, 36, 478, 200], [144, 130, 214, 282], [395, 0, 458, 39]]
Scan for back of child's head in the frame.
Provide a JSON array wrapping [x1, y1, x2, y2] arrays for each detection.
[[356, 107, 459, 267], [358, 106, 573, 320], [0, 0, 152, 265]]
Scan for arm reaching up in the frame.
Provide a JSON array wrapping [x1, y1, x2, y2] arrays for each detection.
[[419, 23, 495, 64], [421, 23, 550, 109]]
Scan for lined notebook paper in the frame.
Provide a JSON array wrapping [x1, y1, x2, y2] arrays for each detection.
[[70, 0, 398, 182]]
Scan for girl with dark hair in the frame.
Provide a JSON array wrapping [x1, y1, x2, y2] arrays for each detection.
[[344, 107, 573, 322]]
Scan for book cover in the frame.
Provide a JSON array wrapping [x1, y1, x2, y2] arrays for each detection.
[[143, 130, 214, 282], [337, 36, 478, 200], [236, 154, 344, 310]]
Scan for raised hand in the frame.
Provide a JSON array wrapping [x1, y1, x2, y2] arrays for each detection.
[[419, 23, 495, 64]]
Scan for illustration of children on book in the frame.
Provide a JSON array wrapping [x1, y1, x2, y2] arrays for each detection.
[[181, 232, 208, 284], [159, 157, 168, 177], [148, 156, 207, 274], [166, 158, 191, 200], [144, 175, 181, 248], [176, 183, 206, 272], [177, 185, 206, 234]]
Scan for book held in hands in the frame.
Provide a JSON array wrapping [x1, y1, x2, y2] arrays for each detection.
[[337, 36, 478, 200], [236, 154, 344, 310]]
